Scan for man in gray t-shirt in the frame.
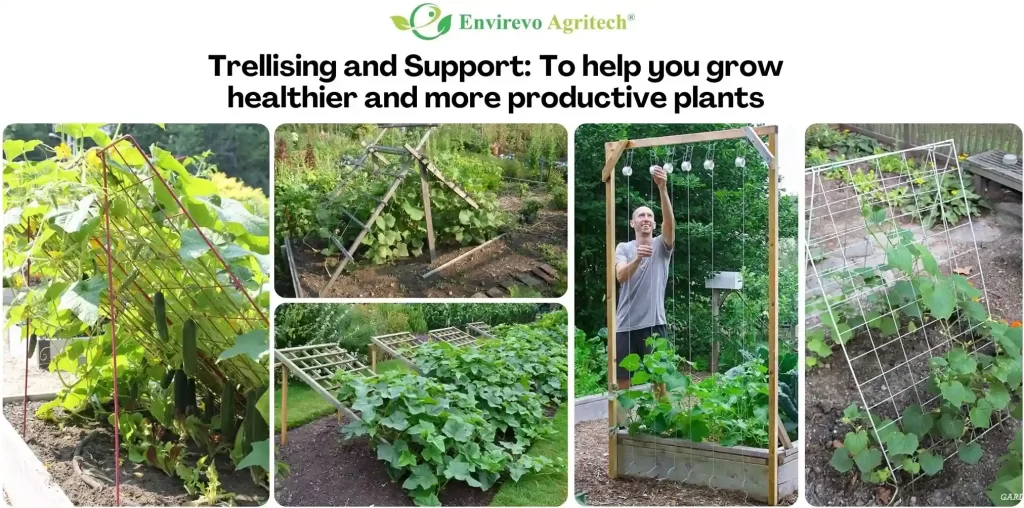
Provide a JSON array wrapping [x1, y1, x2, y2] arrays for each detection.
[[613, 166, 675, 391]]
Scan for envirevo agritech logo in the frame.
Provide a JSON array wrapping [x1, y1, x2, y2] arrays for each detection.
[[391, 2, 633, 40]]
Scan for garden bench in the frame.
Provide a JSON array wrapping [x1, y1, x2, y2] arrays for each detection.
[[963, 149, 1022, 196]]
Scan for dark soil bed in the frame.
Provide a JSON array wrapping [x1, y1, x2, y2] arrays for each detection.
[[805, 169, 1023, 506], [3, 401, 267, 507], [574, 419, 798, 506], [278, 191, 567, 298], [274, 413, 497, 506]]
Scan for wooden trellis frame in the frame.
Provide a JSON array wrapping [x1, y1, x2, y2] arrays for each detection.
[[369, 331, 429, 373], [601, 125, 783, 505], [318, 124, 481, 296], [428, 326, 477, 348], [466, 322, 494, 339], [275, 344, 374, 446]]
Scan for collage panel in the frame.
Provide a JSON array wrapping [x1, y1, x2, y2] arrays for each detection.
[[572, 123, 801, 506], [272, 123, 568, 299], [803, 123, 1023, 506], [2, 123, 272, 506], [271, 302, 569, 507]]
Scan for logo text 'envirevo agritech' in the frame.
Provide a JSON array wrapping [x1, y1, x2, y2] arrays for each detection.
[[391, 3, 633, 40]]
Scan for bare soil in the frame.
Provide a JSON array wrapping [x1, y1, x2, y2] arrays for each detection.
[[804, 164, 1023, 506], [573, 419, 798, 507], [279, 191, 567, 298], [3, 401, 267, 507], [274, 413, 497, 506]]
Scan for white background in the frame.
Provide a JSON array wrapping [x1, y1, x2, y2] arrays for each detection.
[[1, 0, 1022, 506]]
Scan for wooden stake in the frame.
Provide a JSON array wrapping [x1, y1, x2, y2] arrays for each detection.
[[419, 159, 437, 263], [280, 365, 289, 446], [371, 345, 378, 374], [767, 131, 779, 506]]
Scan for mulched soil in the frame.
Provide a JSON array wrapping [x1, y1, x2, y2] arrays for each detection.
[[3, 401, 267, 507], [804, 171, 1023, 506], [573, 420, 798, 507], [279, 191, 567, 298], [274, 413, 496, 506]]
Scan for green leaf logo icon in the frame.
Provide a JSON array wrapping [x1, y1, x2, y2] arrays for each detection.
[[391, 16, 411, 30], [394, 3, 453, 40], [437, 14, 452, 36]]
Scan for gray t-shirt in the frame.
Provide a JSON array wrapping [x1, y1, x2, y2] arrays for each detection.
[[615, 235, 673, 332]]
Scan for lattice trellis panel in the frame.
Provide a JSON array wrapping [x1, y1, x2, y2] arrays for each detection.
[[466, 322, 495, 339], [428, 326, 477, 348], [805, 139, 1013, 492], [277, 344, 372, 396], [370, 331, 430, 372]]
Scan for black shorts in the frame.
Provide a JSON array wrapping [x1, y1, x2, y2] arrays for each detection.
[[615, 324, 666, 381]]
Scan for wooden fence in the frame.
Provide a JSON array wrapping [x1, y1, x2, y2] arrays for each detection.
[[840, 123, 1022, 156]]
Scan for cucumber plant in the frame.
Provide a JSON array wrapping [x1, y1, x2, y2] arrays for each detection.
[[3, 125, 273, 502]]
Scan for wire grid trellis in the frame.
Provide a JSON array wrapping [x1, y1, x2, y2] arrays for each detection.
[[804, 139, 1010, 490]]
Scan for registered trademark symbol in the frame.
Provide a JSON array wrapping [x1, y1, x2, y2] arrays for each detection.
[[628, 13, 635, 21]]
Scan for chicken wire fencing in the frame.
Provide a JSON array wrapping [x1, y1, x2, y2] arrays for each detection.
[[804, 139, 1015, 492]]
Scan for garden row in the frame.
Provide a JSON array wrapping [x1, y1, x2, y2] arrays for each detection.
[[334, 308, 569, 506]]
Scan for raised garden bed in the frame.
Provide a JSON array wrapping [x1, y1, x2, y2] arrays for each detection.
[[616, 431, 798, 503], [3, 401, 267, 507]]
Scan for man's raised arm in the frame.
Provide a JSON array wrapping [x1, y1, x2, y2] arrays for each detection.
[[654, 168, 675, 247]]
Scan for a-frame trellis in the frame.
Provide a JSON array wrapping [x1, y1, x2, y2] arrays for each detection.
[[601, 125, 789, 505], [369, 325, 484, 373], [320, 124, 481, 296]]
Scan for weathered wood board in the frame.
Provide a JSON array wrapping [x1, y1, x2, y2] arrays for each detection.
[[616, 430, 798, 502]]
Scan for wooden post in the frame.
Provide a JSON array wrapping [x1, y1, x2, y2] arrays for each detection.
[[767, 131, 779, 506], [604, 141, 624, 479], [280, 365, 289, 446], [419, 160, 437, 263], [371, 345, 377, 373], [710, 289, 721, 373]]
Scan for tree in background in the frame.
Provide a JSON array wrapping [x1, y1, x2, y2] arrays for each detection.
[[3, 123, 269, 193]]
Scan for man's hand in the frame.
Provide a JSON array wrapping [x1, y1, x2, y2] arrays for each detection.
[[636, 244, 653, 259], [652, 166, 667, 189]]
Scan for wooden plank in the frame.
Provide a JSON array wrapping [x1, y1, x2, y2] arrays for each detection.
[[623, 125, 778, 150], [601, 140, 628, 183], [514, 271, 545, 288], [531, 267, 554, 283], [617, 431, 793, 460], [421, 234, 507, 279], [538, 264, 559, 278]]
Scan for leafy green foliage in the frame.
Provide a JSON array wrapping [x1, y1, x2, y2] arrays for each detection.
[[334, 310, 567, 506], [819, 209, 1024, 490], [573, 328, 608, 398], [616, 337, 799, 448]]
